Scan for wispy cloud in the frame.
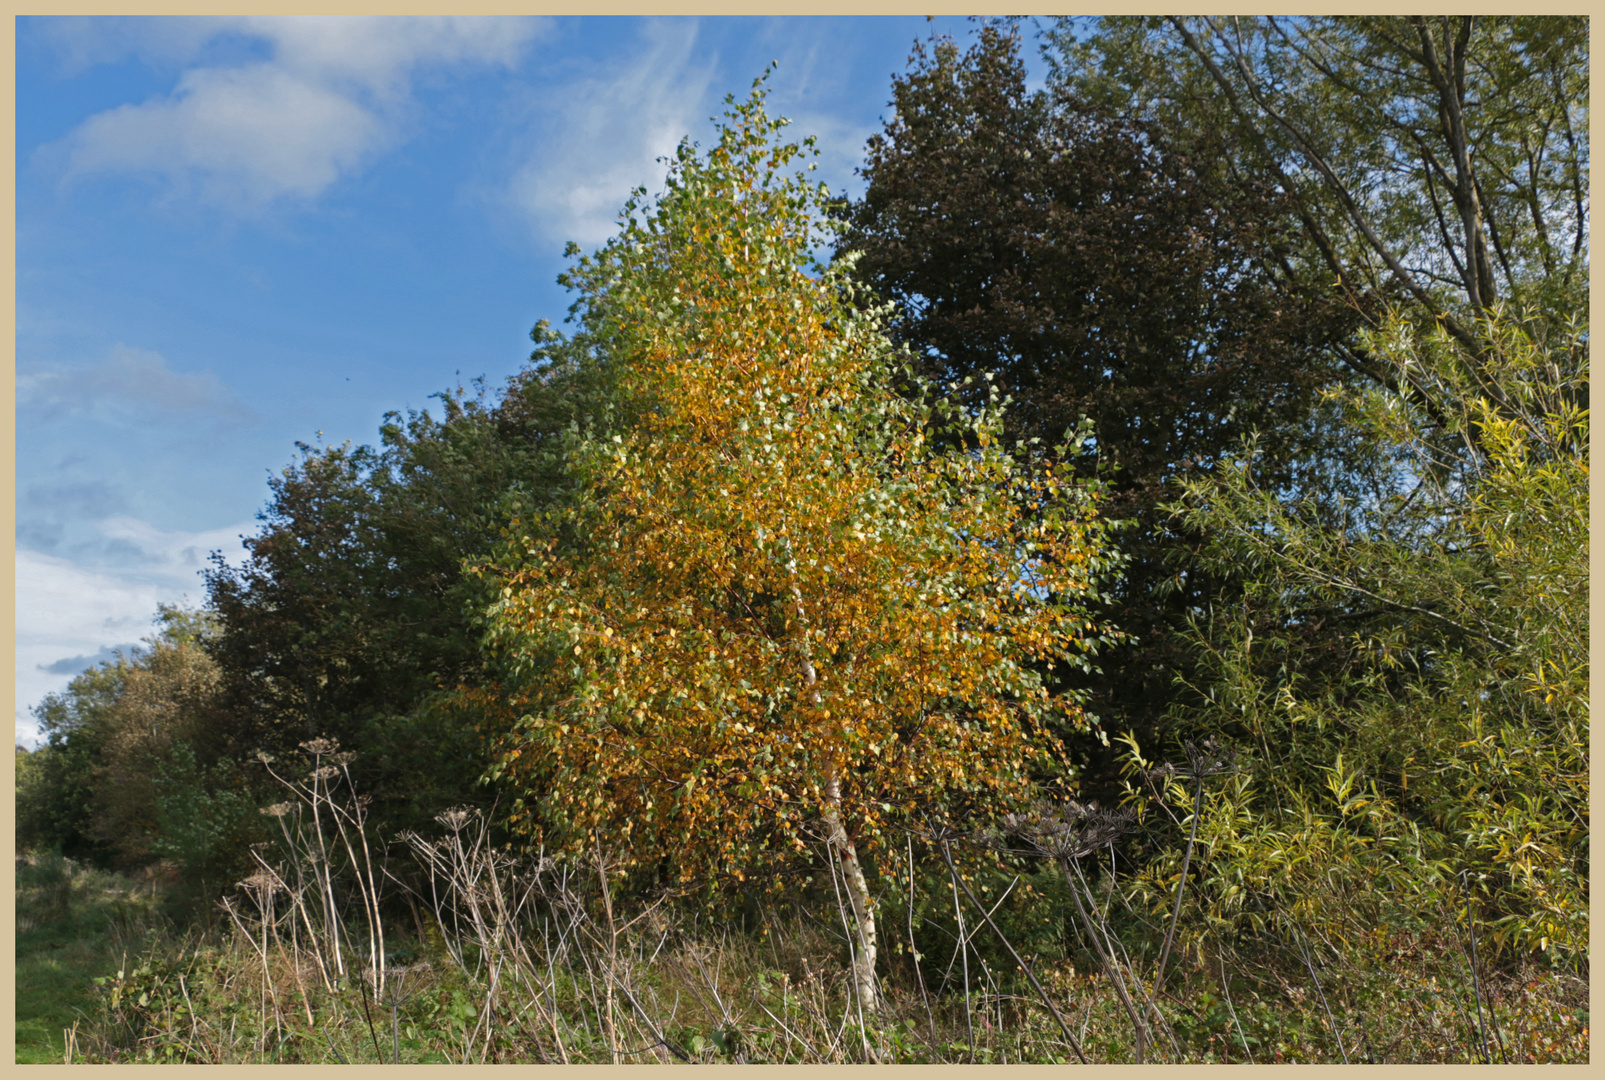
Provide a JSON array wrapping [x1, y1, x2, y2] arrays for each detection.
[[96, 516, 255, 577], [38, 644, 143, 676], [14, 520, 256, 745], [718, 23, 886, 203], [24, 479, 129, 518], [33, 15, 228, 77], [20, 343, 256, 425], [42, 16, 546, 211], [506, 20, 718, 247]]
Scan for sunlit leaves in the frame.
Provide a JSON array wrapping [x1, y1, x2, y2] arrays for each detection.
[[1161, 307, 1587, 957], [476, 85, 1121, 883]]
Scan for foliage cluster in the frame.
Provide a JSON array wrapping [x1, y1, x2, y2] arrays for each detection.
[[840, 25, 1365, 752], [477, 93, 1118, 874], [843, 9, 1587, 970], [1053, 16, 1588, 330], [1126, 309, 1588, 963], [18, 608, 260, 901], [843, 17, 1588, 778], [201, 360, 615, 836]]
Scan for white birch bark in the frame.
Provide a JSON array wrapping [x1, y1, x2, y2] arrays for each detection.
[[783, 538, 882, 1011]]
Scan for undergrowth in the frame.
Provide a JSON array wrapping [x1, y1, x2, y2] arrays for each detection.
[[19, 741, 1587, 1064]]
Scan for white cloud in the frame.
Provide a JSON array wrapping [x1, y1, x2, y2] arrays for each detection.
[[66, 65, 385, 205], [506, 20, 718, 247], [15, 550, 162, 745], [96, 516, 255, 578], [19, 343, 256, 425], [34, 16, 226, 76], [235, 16, 536, 96], [497, 20, 885, 250], [15, 520, 255, 746], [47, 16, 545, 211]]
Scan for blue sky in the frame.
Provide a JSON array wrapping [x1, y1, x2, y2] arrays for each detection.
[[15, 15, 1051, 744]]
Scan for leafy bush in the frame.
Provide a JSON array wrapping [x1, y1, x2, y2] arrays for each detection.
[[1135, 307, 1588, 966]]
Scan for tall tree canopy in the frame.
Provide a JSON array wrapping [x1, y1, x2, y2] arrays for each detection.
[[475, 85, 1121, 1008], [1049, 16, 1587, 363], [1040, 15, 1588, 960], [839, 25, 1363, 757], [841, 18, 1586, 778], [202, 352, 616, 835]]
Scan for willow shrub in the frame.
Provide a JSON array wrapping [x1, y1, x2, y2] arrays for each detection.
[[1128, 307, 1587, 965]]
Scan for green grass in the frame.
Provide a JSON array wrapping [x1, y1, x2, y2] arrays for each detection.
[[15, 849, 1588, 1064], [15, 854, 168, 1064]]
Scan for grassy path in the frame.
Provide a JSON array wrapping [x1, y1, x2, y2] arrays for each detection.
[[15, 856, 165, 1064]]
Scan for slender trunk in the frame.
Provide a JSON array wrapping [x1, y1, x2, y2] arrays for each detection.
[[1174, 16, 1487, 360], [1414, 16, 1495, 311], [824, 773, 881, 1012], [780, 535, 881, 1011]]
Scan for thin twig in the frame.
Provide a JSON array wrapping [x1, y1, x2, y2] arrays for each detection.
[[938, 840, 1088, 1063], [1155, 773, 1206, 990], [1290, 920, 1349, 1064]]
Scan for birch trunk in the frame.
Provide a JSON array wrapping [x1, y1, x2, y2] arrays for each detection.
[[783, 537, 881, 1011], [823, 773, 882, 1012]]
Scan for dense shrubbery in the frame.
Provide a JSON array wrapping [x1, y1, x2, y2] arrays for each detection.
[[19, 608, 263, 901], [22, 757, 1587, 1063], [1135, 310, 1589, 963]]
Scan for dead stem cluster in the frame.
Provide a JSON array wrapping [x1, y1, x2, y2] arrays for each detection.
[[69, 744, 1587, 1064]]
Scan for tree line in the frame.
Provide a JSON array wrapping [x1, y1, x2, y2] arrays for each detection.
[[19, 15, 1586, 1000]]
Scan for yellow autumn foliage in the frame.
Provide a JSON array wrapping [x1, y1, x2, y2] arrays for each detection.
[[477, 86, 1121, 887]]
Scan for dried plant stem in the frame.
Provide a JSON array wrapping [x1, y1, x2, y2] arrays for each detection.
[[353, 972, 384, 1063], [944, 854, 976, 1061], [1155, 774, 1206, 991], [906, 836, 939, 1052], [1290, 919, 1348, 1064], [1059, 855, 1149, 1061], [1219, 954, 1254, 1063], [937, 840, 1087, 1063], [1458, 878, 1506, 1064]]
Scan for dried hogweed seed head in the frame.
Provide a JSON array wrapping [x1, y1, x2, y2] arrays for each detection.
[[239, 870, 282, 895]]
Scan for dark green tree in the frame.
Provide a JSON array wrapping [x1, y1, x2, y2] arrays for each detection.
[[202, 344, 617, 836], [17, 606, 254, 882], [1048, 16, 1588, 386], [839, 25, 1365, 770], [1040, 15, 1588, 964], [19, 660, 125, 863]]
